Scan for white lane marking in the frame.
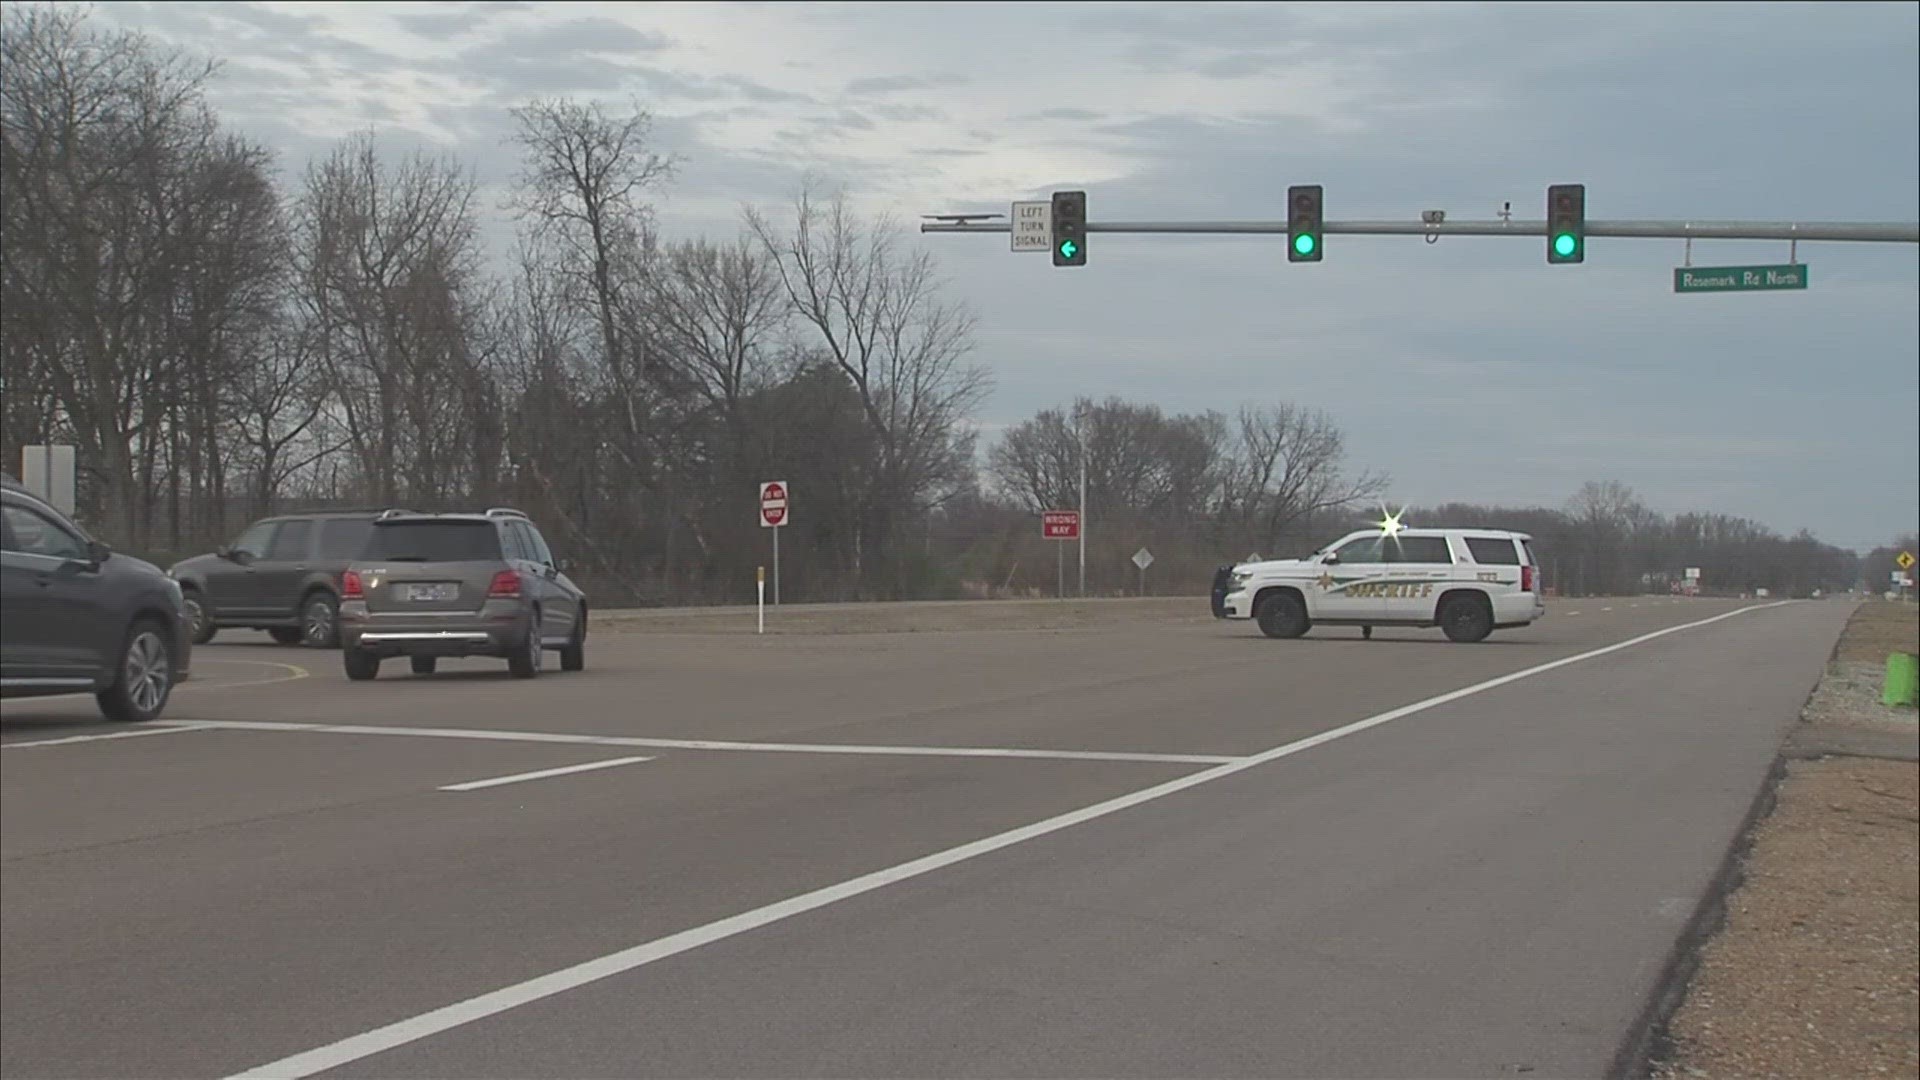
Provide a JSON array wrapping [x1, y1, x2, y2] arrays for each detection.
[[180, 721, 1242, 766], [1565, 611, 1581, 617], [1, 723, 212, 749], [439, 756, 653, 792], [223, 601, 1796, 1080], [1602, 606, 1614, 612]]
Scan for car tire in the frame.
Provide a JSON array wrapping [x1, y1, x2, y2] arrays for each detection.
[[343, 647, 381, 681], [301, 592, 340, 648], [507, 613, 542, 679], [560, 608, 585, 672], [1256, 590, 1311, 639], [97, 619, 175, 723], [182, 590, 217, 646], [268, 627, 303, 645], [1440, 594, 1494, 643], [410, 655, 437, 676]]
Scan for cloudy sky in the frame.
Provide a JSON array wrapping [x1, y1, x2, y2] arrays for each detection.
[[90, 0, 1920, 550]]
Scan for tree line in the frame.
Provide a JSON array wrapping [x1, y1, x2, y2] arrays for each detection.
[[1, 8, 1894, 604]]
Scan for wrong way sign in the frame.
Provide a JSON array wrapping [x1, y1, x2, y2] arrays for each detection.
[[759, 481, 789, 528]]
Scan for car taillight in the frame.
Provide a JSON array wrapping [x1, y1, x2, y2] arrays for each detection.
[[341, 570, 364, 599], [488, 570, 521, 598], [1521, 565, 1535, 592]]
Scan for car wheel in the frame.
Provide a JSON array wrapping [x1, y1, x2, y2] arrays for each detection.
[[560, 608, 586, 672], [97, 620, 174, 723], [343, 647, 381, 681], [410, 655, 437, 676], [302, 592, 340, 648], [1440, 595, 1494, 643], [268, 627, 303, 645], [507, 613, 542, 679], [1256, 590, 1310, 639], [182, 590, 217, 645]]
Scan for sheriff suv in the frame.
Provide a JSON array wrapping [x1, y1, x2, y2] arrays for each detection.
[[337, 508, 587, 680], [1215, 527, 1545, 642]]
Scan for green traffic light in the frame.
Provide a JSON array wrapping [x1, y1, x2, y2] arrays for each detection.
[[1293, 233, 1316, 256], [1553, 232, 1578, 258], [1058, 239, 1078, 259]]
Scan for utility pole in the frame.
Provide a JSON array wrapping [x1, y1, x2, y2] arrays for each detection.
[[1077, 403, 1087, 598]]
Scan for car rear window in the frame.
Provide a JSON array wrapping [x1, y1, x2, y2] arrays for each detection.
[[1465, 537, 1521, 565], [361, 520, 502, 562], [1386, 536, 1453, 563]]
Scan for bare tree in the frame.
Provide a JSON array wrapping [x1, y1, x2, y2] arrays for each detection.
[[1223, 404, 1386, 546], [0, 5, 224, 541], [747, 184, 990, 577], [295, 131, 482, 504]]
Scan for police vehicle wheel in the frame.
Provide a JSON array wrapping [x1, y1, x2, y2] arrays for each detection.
[[1256, 591, 1310, 639], [1362, 625, 1373, 640], [1440, 595, 1494, 643]]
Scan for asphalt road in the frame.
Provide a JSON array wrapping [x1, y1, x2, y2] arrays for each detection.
[[1, 596, 1849, 1079]]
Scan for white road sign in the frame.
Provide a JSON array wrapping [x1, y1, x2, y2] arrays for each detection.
[[1132, 547, 1155, 570], [1684, 567, 1701, 580], [1011, 200, 1051, 253]]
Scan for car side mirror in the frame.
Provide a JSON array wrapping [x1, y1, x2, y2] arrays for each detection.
[[1323, 553, 1340, 565], [216, 545, 236, 561], [86, 539, 112, 565], [554, 558, 570, 573]]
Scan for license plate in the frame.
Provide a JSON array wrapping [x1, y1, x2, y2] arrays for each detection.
[[404, 583, 458, 602]]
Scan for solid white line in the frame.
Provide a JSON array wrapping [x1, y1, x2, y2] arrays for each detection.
[[439, 756, 653, 792], [0, 723, 211, 749], [222, 601, 1795, 1080], [180, 720, 1242, 766]]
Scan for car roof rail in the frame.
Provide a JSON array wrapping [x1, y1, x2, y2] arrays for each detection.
[[374, 508, 416, 521], [483, 506, 529, 520]]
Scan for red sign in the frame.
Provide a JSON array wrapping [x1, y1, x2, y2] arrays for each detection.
[[1041, 510, 1080, 540], [759, 481, 789, 528]]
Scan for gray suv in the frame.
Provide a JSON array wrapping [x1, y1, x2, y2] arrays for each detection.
[[337, 508, 587, 680], [1, 474, 193, 722], [169, 511, 382, 647]]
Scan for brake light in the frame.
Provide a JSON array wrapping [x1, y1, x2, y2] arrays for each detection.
[[341, 570, 364, 599], [488, 570, 521, 598], [1521, 564, 1535, 592]]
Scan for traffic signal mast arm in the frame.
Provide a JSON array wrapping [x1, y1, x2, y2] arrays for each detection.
[[922, 217, 1919, 242]]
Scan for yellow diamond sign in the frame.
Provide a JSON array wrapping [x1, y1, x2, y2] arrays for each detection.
[[1898, 550, 1916, 570]]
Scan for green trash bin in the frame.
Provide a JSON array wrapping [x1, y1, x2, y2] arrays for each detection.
[[1884, 651, 1919, 708]]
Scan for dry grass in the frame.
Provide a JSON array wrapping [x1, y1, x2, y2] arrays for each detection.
[[1832, 599, 1920, 663], [593, 596, 1214, 635]]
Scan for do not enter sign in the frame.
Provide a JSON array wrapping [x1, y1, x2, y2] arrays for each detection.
[[759, 481, 789, 528]]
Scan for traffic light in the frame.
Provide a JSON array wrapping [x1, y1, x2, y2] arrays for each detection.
[[1287, 185, 1323, 262], [1051, 190, 1086, 267], [1547, 183, 1585, 263]]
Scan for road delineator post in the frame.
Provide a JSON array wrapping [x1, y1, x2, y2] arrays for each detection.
[[757, 566, 765, 635], [1883, 651, 1918, 708]]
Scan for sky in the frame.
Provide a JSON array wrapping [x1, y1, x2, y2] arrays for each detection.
[[86, 0, 1920, 551]]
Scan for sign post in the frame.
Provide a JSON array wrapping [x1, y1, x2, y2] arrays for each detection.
[[1042, 511, 1081, 599], [759, 481, 788, 606], [1132, 547, 1155, 596]]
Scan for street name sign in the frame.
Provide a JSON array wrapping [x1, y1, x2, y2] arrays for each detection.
[[1673, 263, 1809, 293]]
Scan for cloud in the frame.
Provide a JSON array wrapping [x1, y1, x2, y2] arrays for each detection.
[[845, 73, 969, 94]]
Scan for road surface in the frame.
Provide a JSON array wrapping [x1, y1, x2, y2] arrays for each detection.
[[1, 597, 1845, 1078]]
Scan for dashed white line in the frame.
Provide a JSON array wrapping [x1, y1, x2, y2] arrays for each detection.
[[222, 601, 1796, 1080], [0, 723, 211, 749], [439, 756, 653, 792], [181, 720, 1243, 766]]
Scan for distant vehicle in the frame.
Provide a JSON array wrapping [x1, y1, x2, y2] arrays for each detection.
[[1214, 527, 1546, 642], [1, 474, 193, 722], [337, 508, 587, 680], [168, 510, 384, 647]]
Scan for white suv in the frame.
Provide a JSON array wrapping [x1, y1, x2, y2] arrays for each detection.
[[1216, 528, 1546, 642]]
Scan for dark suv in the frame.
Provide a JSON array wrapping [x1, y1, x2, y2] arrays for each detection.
[[338, 508, 587, 680], [1, 474, 193, 722], [168, 510, 386, 647]]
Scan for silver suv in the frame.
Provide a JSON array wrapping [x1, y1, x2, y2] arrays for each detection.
[[337, 508, 587, 680]]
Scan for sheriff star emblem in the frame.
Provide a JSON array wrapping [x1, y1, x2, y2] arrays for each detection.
[[1316, 571, 1335, 590]]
